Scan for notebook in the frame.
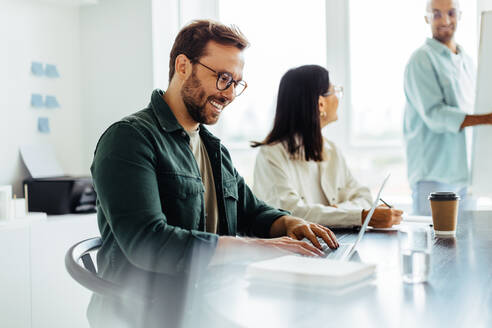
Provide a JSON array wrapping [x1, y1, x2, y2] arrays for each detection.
[[246, 255, 376, 289], [368, 214, 432, 231]]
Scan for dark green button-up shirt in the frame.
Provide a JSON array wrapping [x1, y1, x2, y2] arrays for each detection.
[[88, 89, 288, 327], [91, 89, 287, 280]]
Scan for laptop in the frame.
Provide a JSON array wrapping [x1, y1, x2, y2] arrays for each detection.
[[317, 174, 390, 261]]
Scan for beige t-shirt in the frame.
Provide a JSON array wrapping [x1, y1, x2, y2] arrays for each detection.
[[187, 128, 219, 233]]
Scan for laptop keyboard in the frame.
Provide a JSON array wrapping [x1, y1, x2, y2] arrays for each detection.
[[303, 237, 351, 260], [322, 243, 350, 260]]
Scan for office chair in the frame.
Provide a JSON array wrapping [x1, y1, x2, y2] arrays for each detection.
[[65, 237, 152, 302]]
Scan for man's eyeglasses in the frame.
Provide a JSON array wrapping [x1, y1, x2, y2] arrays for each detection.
[[195, 61, 247, 96], [426, 8, 461, 21], [322, 85, 344, 100]]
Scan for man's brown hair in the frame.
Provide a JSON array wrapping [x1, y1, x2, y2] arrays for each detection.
[[168, 19, 249, 82]]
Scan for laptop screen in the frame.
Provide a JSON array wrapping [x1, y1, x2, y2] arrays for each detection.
[[352, 174, 391, 247]]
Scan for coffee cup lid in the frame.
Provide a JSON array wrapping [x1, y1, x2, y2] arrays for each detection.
[[428, 191, 460, 201]]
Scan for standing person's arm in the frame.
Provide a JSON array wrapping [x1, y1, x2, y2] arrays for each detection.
[[405, 52, 466, 133], [460, 113, 492, 129], [405, 52, 492, 130]]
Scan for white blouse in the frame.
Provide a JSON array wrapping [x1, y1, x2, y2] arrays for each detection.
[[253, 138, 372, 228]]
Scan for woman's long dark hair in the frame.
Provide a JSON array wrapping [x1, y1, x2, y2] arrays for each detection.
[[251, 65, 329, 161]]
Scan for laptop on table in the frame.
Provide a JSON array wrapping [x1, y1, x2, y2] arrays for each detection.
[[244, 176, 390, 289], [318, 174, 390, 261]]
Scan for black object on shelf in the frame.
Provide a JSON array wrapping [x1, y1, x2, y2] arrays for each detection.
[[23, 176, 97, 215]]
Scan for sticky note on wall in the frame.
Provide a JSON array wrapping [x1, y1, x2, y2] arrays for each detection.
[[31, 62, 44, 76], [37, 117, 50, 134], [44, 95, 60, 108], [44, 64, 60, 78], [31, 94, 44, 108]]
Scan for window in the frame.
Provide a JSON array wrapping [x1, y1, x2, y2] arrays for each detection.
[[217, 0, 327, 148], [349, 0, 477, 146], [345, 0, 477, 206], [215, 0, 479, 206]]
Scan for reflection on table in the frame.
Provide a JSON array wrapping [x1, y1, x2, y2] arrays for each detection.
[[197, 211, 492, 328]]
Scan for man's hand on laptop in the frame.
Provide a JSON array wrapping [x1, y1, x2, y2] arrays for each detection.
[[270, 215, 339, 252], [210, 234, 325, 266], [210, 216, 339, 266], [362, 206, 403, 228]]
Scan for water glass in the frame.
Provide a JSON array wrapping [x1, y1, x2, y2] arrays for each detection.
[[398, 225, 432, 284]]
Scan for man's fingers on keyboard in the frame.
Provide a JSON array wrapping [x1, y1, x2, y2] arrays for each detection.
[[301, 227, 323, 250], [285, 239, 323, 256], [287, 232, 298, 240], [312, 225, 338, 249], [297, 240, 324, 256], [320, 225, 339, 247]]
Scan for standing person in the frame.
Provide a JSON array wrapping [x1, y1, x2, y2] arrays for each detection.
[[88, 20, 339, 328], [404, 0, 492, 215], [253, 65, 402, 228]]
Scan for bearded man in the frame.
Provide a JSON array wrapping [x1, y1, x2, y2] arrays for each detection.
[[403, 0, 492, 215], [88, 19, 338, 328]]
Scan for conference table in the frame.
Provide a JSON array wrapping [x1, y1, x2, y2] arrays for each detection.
[[201, 211, 492, 328]]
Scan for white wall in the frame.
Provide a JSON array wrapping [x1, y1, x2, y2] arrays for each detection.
[[79, 0, 218, 168], [0, 0, 157, 195], [151, 0, 218, 90], [479, 0, 492, 12], [0, 0, 84, 196], [79, 0, 154, 170], [151, 0, 180, 90], [2, 0, 490, 198]]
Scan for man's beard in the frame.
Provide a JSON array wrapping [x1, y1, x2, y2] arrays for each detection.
[[434, 26, 455, 44], [181, 71, 210, 124]]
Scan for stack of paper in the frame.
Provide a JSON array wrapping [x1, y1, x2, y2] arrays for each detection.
[[368, 214, 433, 231], [246, 255, 376, 288], [402, 214, 432, 224]]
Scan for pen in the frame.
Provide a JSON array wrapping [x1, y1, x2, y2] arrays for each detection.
[[379, 198, 392, 208]]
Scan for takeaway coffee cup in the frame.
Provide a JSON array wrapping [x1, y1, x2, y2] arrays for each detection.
[[428, 192, 459, 237]]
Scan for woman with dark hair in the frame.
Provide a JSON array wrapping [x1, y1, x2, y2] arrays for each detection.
[[252, 65, 402, 228]]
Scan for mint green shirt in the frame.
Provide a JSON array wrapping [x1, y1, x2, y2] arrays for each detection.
[[403, 38, 475, 187]]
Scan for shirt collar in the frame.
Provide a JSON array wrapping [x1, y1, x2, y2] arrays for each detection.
[[150, 89, 184, 133], [425, 37, 463, 57], [150, 89, 220, 142], [199, 124, 220, 143]]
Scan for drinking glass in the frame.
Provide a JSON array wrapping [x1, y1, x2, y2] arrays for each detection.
[[398, 225, 432, 283]]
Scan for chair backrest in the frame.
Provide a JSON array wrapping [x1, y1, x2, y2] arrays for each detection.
[[65, 237, 152, 302]]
